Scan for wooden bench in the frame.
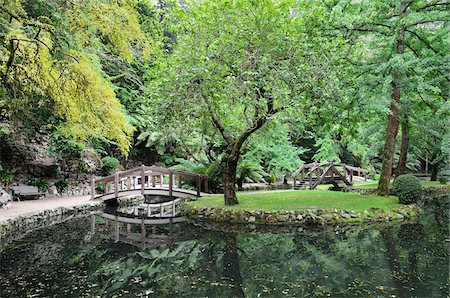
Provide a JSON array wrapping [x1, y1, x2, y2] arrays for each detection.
[[11, 186, 45, 201]]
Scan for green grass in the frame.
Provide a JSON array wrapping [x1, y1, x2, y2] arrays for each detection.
[[351, 180, 448, 189], [190, 190, 401, 212]]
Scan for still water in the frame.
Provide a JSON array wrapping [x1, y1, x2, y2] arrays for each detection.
[[0, 197, 448, 297]]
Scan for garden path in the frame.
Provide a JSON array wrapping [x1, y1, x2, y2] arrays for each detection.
[[0, 195, 99, 223]]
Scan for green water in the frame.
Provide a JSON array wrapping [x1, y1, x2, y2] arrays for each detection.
[[0, 197, 448, 297]]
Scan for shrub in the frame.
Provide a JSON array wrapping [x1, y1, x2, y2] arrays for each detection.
[[101, 156, 120, 175], [26, 178, 49, 192], [438, 163, 450, 184], [392, 174, 423, 204], [54, 179, 69, 194], [0, 169, 13, 186]]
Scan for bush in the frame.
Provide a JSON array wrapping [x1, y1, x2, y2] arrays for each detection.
[[438, 163, 450, 184], [392, 174, 423, 204], [26, 178, 49, 192], [101, 156, 120, 175], [54, 179, 69, 194], [0, 169, 13, 186]]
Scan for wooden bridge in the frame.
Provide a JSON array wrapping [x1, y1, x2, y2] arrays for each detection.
[[292, 162, 368, 190], [91, 165, 209, 201]]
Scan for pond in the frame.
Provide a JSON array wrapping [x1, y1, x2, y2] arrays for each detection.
[[0, 196, 448, 297]]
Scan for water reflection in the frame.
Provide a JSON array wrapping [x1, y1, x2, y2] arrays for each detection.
[[0, 196, 448, 297]]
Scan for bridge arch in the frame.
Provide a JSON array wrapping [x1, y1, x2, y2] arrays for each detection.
[[91, 165, 209, 201]]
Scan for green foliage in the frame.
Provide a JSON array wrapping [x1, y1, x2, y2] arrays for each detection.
[[170, 158, 222, 192], [49, 132, 85, 161], [0, 169, 13, 186], [438, 162, 450, 184], [313, 133, 341, 163], [54, 179, 69, 194], [26, 178, 49, 192], [0, 0, 154, 155], [101, 157, 120, 175], [392, 174, 423, 204], [237, 156, 267, 185]]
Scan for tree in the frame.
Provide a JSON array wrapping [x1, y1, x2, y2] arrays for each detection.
[[331, 0, 449, 195], [148, 0, 333, 204], [0, 0, 154, 155]]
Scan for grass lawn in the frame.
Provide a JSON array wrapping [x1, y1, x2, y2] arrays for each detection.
[[351, 180, 448, 189], [190, 190, 401, 212]]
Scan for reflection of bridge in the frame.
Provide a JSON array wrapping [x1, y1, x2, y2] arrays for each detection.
[[114, 198, 184, 219], [292, 162, 368, 190], [91, 165, 209, 201], [91, 212, 193, 249]]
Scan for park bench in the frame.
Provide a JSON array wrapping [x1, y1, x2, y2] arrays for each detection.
[[11, 185, 45, 201]]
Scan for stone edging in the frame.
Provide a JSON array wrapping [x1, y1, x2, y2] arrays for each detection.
[[0, 195, 144, 249], [181, 203, 421, 225]]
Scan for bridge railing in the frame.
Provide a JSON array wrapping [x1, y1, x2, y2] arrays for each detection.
[[91, 165, 209, 199]]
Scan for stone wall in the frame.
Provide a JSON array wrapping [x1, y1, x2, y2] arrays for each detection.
[[0, 204, 101, 251], [181, 203, 421, 225], [0, 195, 143, 251], [0, 130, 102, 196]]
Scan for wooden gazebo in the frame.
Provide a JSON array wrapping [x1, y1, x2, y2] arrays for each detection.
[[292, 162, 368, 190]]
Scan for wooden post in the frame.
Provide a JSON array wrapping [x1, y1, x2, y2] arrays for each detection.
[[293, 176, 296, 189], [115, 215, 119, 243], [204, 176, 209, 193], [172, 200, 176, 217], [152, 175, 156, 187], [350, 170, 353, 182], [169, 171, 173, 197], [114, 172, 119, 198], [177, 175, 182, 188], [196, 174, 201, 196], [91, 214, 96, 234], [127, 223, 131, 234], [309, 172, 312, 189], [160, 175, 163, 187], [127, 177, 131, 190], [141, 165, 145, 195], [301, 168, 305, 180], [141, 217, 146, 248], [91, 178, 95, 199]]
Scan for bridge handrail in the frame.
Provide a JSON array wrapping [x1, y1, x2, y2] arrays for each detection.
[[91, 164, 209, 200], [95, 166, 208, 183]]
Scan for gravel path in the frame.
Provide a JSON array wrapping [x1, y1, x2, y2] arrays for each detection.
[[0, 195, 101, 223]]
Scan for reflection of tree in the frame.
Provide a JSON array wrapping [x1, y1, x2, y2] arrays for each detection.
[[380, 225, 407, 298], [222, 233, 245, 298], [397, 223, 425, 276]]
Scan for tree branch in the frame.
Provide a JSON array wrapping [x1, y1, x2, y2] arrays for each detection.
[[405, 29, 440, 55]]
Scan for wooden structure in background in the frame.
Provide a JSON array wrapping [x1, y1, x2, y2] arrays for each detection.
[[292, 162, 368, 190], [91, 165, 209, 201]]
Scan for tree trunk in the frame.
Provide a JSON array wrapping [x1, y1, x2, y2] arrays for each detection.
[[222, 153, 240, 205], [378, 19, 406, 196], [396, 113, 409, 176], [430, 163, 439, 181]]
